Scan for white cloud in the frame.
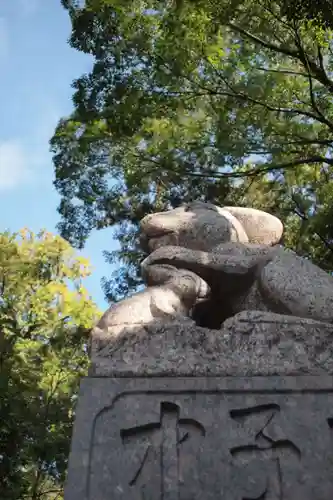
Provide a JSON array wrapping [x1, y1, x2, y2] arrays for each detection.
[[0, 17, 9, 60], [0, 99, 63, 192], [0, 141, 31, 190]]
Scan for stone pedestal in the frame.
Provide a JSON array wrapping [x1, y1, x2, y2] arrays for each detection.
[[65, 317, 333, 499], [65, 375, 333, 499]]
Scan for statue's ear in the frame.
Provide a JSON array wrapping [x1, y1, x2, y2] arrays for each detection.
[[222, 207, 283, 245]]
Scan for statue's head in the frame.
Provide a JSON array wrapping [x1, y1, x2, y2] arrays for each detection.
[[140, 201, 283, 253]]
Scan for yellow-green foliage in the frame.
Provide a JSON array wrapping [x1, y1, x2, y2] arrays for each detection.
[[0, 229, 99, 500]]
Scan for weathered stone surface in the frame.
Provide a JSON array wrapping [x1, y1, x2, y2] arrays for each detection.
[[260, 251, 333, 323], [231, 280, 273, 314], [91, 200, 333, 367], [143, 236, 333, 325], [141, 244, 277, 296], [140, 201, 284, 253], [212, 241, 278, 256], [91, 266, 209, 356], [91, 312, 333, 377], [95, 201, 333, 361], [65, 376, 333, 500], [223, 206, 283, 245], [140, 201, 249, 253], [66, 199, 333, 500]]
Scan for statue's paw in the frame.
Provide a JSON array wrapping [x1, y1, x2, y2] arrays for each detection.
[[143, 263, 182, 285], [169, 268, 211, 299], [141, 245, 201, 271], [143, 262, 210, 299]]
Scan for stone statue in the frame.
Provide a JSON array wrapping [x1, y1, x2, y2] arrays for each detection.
[[66, 201, 333, 500], [91, 264, 210, 356], [140, 201, 333, 324], [90, 200, 333, 375]]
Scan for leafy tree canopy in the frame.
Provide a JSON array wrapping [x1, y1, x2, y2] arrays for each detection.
[[281, 0, 333, 30], [0, 229, 99, 500], [53, 0, 333, 301]]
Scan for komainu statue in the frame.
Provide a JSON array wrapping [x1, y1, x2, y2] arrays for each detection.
[[91, 201, 333, 374], [65, 201, 333, 500], [141, 201, 333, 324]]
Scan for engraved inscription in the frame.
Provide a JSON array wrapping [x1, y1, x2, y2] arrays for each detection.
[[84, 383, 333, 500], [120, 401, 205, 499], [230, 404, 301, 500]]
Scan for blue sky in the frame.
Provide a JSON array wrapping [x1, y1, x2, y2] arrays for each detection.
[[0, 0, 116, 309]]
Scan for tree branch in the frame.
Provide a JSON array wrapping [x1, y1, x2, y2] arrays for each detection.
[[138, 154, 331, 181], [184, 156, 332, 179], [228, 22, 300, 59], [256, 67, 309, 77], [177, 55, 333, 130], [207, 86, 333, 130], [154, 53, 333, 131], [228, 23, 333, 94], [290, 192, 333, 253], [293, 28, 333, 132]]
